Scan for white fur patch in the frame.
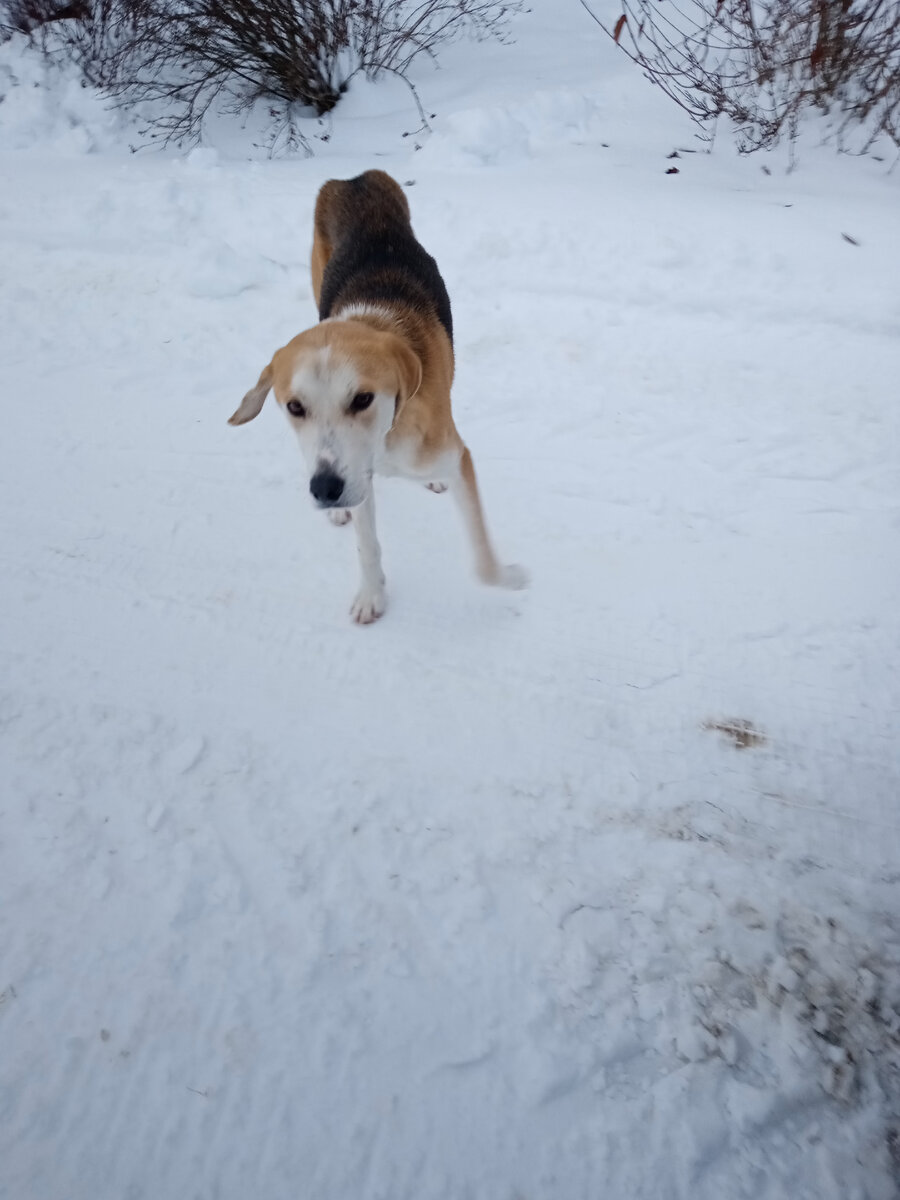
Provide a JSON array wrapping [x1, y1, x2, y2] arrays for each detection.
[[286, 347, 393, 511], [328, 303, 395, 325]]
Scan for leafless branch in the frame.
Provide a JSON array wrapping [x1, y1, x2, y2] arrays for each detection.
[[2, 0, 524, 145], [582, 0, 900, 152]]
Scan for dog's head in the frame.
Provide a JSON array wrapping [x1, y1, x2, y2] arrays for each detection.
[[229, 321, 422, 510]]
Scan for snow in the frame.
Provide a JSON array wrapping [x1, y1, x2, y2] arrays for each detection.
[[1, 4, 899, 1198], [0, 34, 118, 153]]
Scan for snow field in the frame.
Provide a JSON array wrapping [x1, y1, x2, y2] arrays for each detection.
[[1, 7, 899, 1198]]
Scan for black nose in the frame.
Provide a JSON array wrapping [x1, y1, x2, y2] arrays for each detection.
[[310, 469, 345, 506]]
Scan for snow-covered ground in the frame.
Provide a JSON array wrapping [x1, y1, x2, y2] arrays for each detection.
[[2, 5, 899, 1197]]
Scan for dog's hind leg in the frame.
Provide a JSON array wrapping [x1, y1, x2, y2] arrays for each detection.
[[349, 491, 386, 624], [311, 180, 341, 309], [450, 447, 528, 591]]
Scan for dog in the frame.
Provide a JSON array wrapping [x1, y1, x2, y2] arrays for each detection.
[[228, 169, 526, 623]]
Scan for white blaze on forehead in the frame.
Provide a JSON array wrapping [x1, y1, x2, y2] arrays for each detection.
[[290, 346, 358, 413], [283, 339, 390, 509]]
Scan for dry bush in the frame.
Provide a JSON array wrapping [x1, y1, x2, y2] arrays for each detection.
[[581, 0, 900, 153], [1, 0, 523, 144], [2, 0, 89, 34], [1, 1, 149, 89]]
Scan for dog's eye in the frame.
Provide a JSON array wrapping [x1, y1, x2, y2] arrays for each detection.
[[349, 392, 374, 413], [286, 399, 306, 418]]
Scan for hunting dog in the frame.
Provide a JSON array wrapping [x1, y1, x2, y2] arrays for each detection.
[[229, 169, 526, 623]]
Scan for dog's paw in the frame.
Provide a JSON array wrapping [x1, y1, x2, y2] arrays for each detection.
[[479, 562, 529, 590], [497, 563, 529, 590], [350, 585, 387, 625], [425, 481, 448, 494], [328, 509, 352, 527]]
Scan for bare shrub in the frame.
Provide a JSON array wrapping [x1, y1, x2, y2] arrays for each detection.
[[1, 1, 149, 88], [2, 0, 89, 35], [580, 0, 900, 153], [1, 0, 523, 145]]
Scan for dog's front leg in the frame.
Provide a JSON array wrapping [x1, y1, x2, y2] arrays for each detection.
[[451, 447, 528, 591], [349, 490, 386, 624]]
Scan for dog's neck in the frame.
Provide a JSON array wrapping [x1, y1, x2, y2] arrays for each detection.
[[329, 301, 396, 330], [329, 302, 427, 365]]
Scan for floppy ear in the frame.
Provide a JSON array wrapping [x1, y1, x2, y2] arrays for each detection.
[[228, 362, 273, 426], [389, 336, 423, 415]]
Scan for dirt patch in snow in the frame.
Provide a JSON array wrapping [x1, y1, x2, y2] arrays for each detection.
[[704, 717, 767, 750]]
